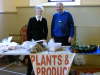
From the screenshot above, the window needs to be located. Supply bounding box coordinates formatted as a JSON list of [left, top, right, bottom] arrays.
[[48, 0, 75, 2], [30, 0, 80, 6]]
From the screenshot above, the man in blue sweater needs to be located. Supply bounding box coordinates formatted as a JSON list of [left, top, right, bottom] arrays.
[[51, 2, 74, 46]]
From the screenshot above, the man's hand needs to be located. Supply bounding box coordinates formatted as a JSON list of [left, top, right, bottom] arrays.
[[68, 37, 73, 43]]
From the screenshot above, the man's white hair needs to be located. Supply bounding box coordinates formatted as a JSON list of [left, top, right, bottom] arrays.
[[56, 2, 64, 7], [35, 5, 44, 11]]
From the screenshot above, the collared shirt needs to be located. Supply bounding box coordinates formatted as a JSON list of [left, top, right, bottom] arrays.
[[36, 15, 42, 21]]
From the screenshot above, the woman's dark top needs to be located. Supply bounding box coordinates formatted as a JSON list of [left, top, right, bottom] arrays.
[[27, 17, 48, 41]]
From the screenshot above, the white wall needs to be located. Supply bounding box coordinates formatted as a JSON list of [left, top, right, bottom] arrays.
[[16, 0, 29, 7], [81, 0, 100, 5], [0, 0, 16, 12]]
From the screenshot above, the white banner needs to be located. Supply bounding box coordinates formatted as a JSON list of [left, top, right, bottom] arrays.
[[30, 53, 75, 75]]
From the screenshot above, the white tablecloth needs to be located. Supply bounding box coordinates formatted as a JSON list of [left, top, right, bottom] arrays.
[[0, 46, 73, 55], [0, 48, 30, 55]]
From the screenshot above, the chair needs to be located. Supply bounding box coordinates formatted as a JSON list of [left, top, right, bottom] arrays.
[[20, 25, 27, 42]]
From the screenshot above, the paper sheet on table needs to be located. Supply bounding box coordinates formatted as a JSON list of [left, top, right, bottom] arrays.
[[21, 41, 37, 50]]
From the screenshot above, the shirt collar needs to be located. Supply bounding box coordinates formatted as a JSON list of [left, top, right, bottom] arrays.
[[36, 16, 42, 21]]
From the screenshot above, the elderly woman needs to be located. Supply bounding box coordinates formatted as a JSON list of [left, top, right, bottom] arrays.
[[26, 5, 48, 75], [27, 5, 48, 41]]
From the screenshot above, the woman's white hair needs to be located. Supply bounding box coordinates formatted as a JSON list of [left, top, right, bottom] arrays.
[[35, 5, 44, 11]]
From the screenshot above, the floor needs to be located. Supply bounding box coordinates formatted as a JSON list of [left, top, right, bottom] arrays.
[[0, 56, 27, 75], [0, 63, 27, 75]]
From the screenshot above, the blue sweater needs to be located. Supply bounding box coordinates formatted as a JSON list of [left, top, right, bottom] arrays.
[[51, 11, 74, 38]]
